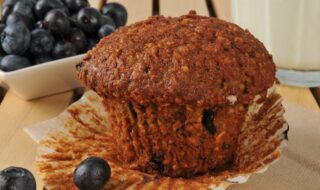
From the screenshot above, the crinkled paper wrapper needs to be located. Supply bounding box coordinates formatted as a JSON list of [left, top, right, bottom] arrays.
[[25, 90, 288, 190]]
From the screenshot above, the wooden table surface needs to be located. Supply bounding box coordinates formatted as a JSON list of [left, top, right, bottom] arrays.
[[0, 0, 319, 189]]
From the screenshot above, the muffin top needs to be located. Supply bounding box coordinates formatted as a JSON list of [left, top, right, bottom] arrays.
[[78, 11, 275, 108]]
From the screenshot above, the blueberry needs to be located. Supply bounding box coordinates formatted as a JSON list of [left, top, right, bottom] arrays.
[[29, 29, 55, 55], [71, 13, 78, 20], [13, 2, 34, 18], [101, 3, 127, 28], [98, 24, 115, 39], [35, 0, 68, 19], [13, 2, 35, 28], [34, 20, 46, 29], [70, 13, 78, 27], [87, 37, 98, 50], [3, 0, 18, 6], [4, 0, 36, 7], [0, 55, 31, 72], [201, 109, 216, 135], [77, 7, 101, 35], [52, 40, 76, 59], [62, 0, 89, 14], [1, 5, 14, 22], [34, 55, 53, 64], [44, 9, 71, 36], [0, 24, 5, 35], [6, 13, 25, 26], [150, 153, 164, 172], [0, 166, 36, 190], [21, 0, 37, 7], [0, 24, 6, 53], [6, 12, 33, 30], [1, 24, 31, 55], [73, 157, 111, 190], [0, 24, 5, 33], [100, 15, 116, 29], [69, 28, 87, 53]]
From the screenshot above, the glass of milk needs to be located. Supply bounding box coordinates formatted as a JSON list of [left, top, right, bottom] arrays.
[[231, 0, 320, 71]]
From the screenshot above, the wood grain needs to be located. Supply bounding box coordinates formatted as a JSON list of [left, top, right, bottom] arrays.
[[0, 91, 74, 189], [276, 85, 319, 111], [160, 0, 209, 16]]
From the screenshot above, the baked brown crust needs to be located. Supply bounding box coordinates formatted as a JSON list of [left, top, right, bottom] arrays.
[[78, 11, 276, 107]]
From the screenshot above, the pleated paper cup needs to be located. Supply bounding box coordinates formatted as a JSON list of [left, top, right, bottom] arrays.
[[25, 88, 288, 190]]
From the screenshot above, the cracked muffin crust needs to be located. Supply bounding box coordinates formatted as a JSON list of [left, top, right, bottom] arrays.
[[78, 11, 275, 108], [77, 11, 278, 178]]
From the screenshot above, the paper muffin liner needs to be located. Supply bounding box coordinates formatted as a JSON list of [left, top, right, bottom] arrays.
[[25, 88, 288, 190]]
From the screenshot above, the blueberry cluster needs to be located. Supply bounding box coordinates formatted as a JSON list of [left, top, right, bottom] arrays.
[[0, 0, 127, 72]]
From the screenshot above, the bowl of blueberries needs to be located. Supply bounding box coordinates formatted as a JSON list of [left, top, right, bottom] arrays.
[[0, 0, 127, 100]]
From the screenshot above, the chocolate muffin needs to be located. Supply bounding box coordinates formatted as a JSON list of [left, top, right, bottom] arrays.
[[77, 11, 278, 178]]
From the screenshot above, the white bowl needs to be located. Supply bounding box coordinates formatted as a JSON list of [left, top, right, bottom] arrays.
[[0, 54, 85, 100]]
